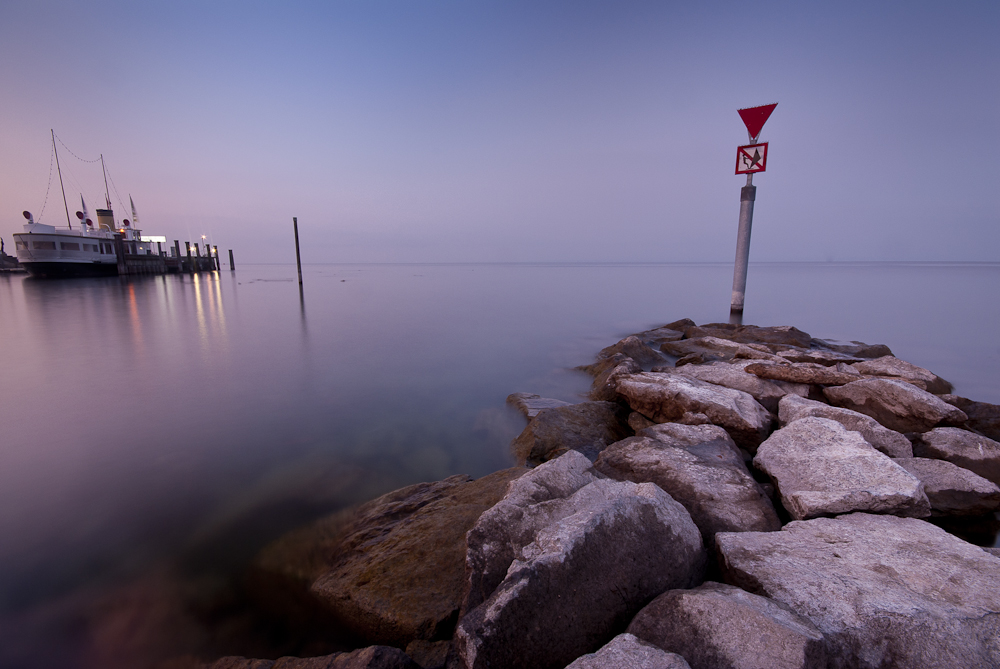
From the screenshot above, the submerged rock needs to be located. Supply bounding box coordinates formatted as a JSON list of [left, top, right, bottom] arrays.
[[614, 372, 773, 450], [753, 417, 930, 520], [628, 582, 827, 669], [716, 513, 1000, 669], [456, 451, 705, 669], [509, 401, 631, 466], [505, 392, 571, 419], [564, 633, 691, 669], [892, 457, 1000, 516], [595, 423, 779, 541], [204, 646, 420, 669], [823, 378, 967, 433], [307, 468, 527, 647], [913, 427, 1000, 486], [778, 394, 913, 458]]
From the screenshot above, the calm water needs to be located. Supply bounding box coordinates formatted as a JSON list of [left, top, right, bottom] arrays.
[[1, 262, 999, 667]]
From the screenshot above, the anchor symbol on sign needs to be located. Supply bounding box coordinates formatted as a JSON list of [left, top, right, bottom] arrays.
[[741, 148, 762, 170]]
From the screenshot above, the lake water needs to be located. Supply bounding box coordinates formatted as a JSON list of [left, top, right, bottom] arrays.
[[1, 262, 999, 667]]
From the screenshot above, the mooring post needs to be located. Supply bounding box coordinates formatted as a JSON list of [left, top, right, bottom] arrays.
[[228, 249, 235, 271], [212, 245, 219, 270], [185, 241, 192, 273], [730, 173, 756, 318], [293, 217, 303, 285]]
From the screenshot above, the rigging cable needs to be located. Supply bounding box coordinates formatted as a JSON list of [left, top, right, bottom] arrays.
[[53, 133, 102, 163]]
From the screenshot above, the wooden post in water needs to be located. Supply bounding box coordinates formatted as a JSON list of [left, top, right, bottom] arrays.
[[228, 249, 235, 270], [293, 217, 303, 285], [213, 246, 219, 270], [185, 241, 192, 273], [193, 243, 200, 271]]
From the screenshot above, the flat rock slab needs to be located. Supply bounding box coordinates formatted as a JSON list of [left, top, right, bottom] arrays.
[[892, 457, 1000, 516], [671, 360, 809, 413], [823, 378, 967, 434], [851, 355, 952, 394], [457, 451, 705, 669], [941, 394, 1000, 441], [308, 468, 527, 647], [510, 401, 631, 466], [615, 372, 773, 450], [716, 513, 1000, 669], [206, 646, 420, 669], [774, 348, 865, 366], [628, 582, 827, 669], [913, 427, 1000, 486], [564, 633, 691, 669], [754, 417, 930, 520], [505, 392, 571, 419], [595, 423, 779, 541], [778, 394, 912, 458], [744, 361, 861, 386]]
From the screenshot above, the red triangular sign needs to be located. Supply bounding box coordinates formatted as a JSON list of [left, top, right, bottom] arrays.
[[737, 103, 777, 140]]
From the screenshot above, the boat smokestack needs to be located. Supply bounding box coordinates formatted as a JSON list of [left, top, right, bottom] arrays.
[[96, 208, 115, 231]]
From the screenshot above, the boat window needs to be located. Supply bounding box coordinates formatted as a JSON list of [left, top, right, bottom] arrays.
[[60, 242, 80, 251], [15, 241, 27, 250], [32, 241, 56, 250]]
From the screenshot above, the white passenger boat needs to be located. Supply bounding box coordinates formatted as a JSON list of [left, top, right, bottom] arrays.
[[14, 132, 162, 278]]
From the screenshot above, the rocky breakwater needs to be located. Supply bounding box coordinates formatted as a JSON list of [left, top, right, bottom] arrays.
[[212, 318, 1000, 669]]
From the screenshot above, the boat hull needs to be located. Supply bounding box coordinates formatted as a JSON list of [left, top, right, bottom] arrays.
[[21, 261, 119, 278]]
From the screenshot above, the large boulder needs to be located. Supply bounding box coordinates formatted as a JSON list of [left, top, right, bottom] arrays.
[[892, 457, 1000, 516], [774, 348, 865, 366], [595, 423, 780, 541], [681, 324, 813, 350], [564, 633, 691, 669], [587, 354, 642, 402], [509, 401, 631, 466], [851, 355, 953, 394], [505, 392, 571, 419], [633, 325, 686, 348], [913, 427, 1000, 486], [940, 395, 1000, 441], [305, 468, 527, 647], [716, 513, 1000, 669], [753, 417, 930, 520], [661, 337, 781, 364], [614, 373, 773, 450], [744, 361, 861, 386], [627, 582, 827, 669], [809, 338, 893, 359], [594, 335, 667, 369], [823, 378, 967, 434], [456, 451, 705, 669], [671, 360, 810, 413], [778, 394, 912, 458]]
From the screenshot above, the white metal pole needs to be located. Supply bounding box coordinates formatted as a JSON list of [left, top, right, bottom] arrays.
[[730, 171, 755, 317]]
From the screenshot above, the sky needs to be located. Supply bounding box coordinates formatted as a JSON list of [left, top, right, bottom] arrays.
[[1, 1, 997, 263]]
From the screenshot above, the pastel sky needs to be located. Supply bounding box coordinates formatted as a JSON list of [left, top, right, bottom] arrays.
[[1, 1, 997, 263]]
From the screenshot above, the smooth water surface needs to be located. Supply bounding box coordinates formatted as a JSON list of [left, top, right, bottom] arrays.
[[1, 262, 998, 667]]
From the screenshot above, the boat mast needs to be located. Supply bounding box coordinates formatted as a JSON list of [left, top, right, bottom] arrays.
[[100, 154, 111, 209], [52, 129, 72, 229]]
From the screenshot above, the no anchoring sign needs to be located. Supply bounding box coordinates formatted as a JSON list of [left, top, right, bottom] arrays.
[[735, 142, 768, 174]]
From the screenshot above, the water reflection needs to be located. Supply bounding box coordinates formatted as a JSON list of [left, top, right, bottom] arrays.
[[1, 262, 999, 667]]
